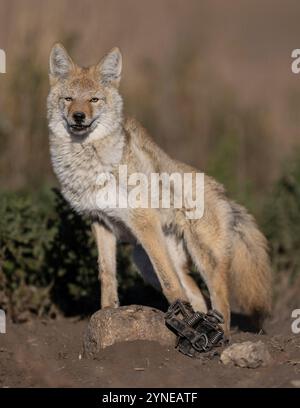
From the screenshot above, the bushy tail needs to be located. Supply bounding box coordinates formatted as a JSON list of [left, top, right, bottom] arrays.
[[229, 202, 272, 322]]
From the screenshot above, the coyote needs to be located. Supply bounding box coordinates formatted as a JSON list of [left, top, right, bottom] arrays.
[[47, 44, 272, 334]]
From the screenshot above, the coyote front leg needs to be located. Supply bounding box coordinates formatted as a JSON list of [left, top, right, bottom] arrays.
[[128, 210, 188, 304], [184, 225, 231, 335], [92, 221, 119, 309]]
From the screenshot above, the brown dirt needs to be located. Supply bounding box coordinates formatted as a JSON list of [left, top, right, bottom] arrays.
[[0, 312, 300, 388]]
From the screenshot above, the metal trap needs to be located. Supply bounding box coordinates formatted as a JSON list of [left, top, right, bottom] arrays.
[[165, 299, 227, 358]]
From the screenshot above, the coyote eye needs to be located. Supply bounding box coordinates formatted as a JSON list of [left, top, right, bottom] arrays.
[[90, 97, 99, 103], [64, 97, 73, 102]]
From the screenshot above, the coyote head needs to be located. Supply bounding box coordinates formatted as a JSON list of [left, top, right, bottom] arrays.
[[47, 44, 123, 140]]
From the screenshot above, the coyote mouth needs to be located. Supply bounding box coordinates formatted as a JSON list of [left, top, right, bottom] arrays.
[[70, 124, 89, 132], [68, 122, 94, 136], [64, 116, 98, 136], [67, 117, 97, 135]]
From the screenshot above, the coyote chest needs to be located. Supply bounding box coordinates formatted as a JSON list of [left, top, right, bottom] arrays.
[[50, 137, 122, 217]]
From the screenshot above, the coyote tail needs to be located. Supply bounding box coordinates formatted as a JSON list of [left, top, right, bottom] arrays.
[[229, 202, 272, 322]]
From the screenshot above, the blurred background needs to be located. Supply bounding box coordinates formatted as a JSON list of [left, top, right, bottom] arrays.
[[0, 0, 300, 323]]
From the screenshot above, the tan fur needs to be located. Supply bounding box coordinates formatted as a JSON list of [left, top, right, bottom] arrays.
[[48, 44, 272, 334], [92, 222, 118, 308]]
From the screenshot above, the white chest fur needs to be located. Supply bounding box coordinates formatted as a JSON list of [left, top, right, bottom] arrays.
[[49, 130, 124, 217]]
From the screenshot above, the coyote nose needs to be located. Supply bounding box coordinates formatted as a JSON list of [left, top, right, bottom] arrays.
[[73, 111, 86, 123]]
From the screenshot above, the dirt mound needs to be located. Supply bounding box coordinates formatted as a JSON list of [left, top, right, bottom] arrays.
[[0, 310, 299, 388]]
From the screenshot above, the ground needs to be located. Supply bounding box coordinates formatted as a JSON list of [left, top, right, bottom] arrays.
[[0, 311, 300, 388]]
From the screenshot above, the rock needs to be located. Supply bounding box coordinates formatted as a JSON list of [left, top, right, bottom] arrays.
[[83, 305, 176, 358], [220, 341, 272, 368]]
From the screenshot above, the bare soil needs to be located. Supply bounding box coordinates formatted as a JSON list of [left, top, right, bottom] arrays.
[[1, 311, 300, 388]]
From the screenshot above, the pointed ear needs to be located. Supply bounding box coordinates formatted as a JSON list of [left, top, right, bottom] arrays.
[[49, 43, 75, 80], [97, 47, 122, 87]]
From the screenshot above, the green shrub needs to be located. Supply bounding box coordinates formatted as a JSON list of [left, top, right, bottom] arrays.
[[263, 152, 300, 284], [0, 191, 56, 320]]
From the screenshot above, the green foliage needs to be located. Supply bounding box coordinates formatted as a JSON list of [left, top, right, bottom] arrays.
[[263, 152, 300, 283], [0, 191, 56, 319], [46, 189, 99, 315]]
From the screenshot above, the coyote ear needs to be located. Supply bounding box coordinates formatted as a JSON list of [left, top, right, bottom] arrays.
[[98, 47, 122, 87], [49, 43, 74, 80]]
